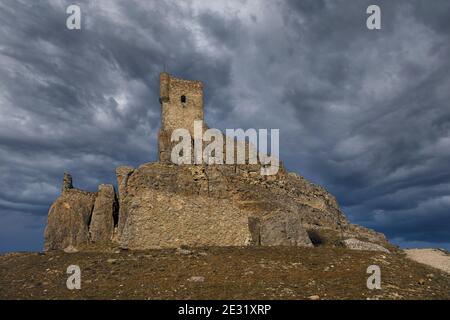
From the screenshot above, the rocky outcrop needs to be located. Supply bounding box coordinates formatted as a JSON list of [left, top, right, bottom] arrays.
[[342, 238, 390, 253], [44, 175, 96, 251], [44, 163, 390, 252], [115, 166, 134, 240], [89, 184, 118, 243], [62, 172, 73, 193], [113, 162, 389, 250], [343, 224, 387, 244], [44, 175, 118, 251], [249, 213, 313, 247]]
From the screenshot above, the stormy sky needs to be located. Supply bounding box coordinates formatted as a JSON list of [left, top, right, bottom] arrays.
[[1, 0, 449, 252]]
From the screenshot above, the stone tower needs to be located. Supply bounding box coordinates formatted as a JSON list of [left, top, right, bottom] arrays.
[[158, 72, 205, 162]]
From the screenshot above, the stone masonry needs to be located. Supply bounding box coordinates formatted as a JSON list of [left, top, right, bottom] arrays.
[[158, 72, 205, 163]]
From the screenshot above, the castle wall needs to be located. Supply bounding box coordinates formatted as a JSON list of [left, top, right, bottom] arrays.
[[119, 190, 252, 249]]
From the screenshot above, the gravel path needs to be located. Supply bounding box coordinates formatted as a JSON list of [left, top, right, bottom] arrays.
[[405, 249, 450, 274]]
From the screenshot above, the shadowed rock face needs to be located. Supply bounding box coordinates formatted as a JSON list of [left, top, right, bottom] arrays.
[[89, 184, 118, 243], [115, 166, 134, 240]]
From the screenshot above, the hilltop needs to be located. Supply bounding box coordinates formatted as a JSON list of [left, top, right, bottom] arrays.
[[1, 246, 450, 299]]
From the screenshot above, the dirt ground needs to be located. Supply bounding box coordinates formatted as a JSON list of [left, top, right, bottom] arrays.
[[1, 246, 449, 300], [405, 249, 450, 274]]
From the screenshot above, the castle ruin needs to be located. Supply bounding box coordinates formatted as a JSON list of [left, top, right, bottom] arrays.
[[44, 72, 390, 253]]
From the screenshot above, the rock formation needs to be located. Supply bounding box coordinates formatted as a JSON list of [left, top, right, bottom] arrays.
[[342, 238, 390, 253], [89, 184, 117, 243], [44, 174, 97, 251], [44, 72, 391, 252]]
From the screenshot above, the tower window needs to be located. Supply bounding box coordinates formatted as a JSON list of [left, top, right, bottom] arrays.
[[181, 95, 186, 103]]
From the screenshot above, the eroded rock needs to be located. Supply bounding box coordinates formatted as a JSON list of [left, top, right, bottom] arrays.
[[62, 172, 73, 193], [342, 238, 390, 253], [44, 186, 96, 251], [250, 212, 313, 247], [89, 184, 118, 243], [115, 166, 134, 239]]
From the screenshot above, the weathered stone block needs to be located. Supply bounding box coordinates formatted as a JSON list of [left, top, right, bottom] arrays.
[[250, 212, 313, 247], [342, 238, 390, 253]]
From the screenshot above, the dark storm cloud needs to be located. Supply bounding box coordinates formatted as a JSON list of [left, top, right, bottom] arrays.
[[0, 0, 449, 251], [0, 0, 233, 251], [277, 0, 450, 248]]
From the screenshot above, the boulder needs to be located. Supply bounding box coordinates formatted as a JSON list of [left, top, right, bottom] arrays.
[[249, 212, 313, 247], [342, 238, 390, 253], [44, 188, 96, 251], [89, 184, 118, 243], [63, 245, 79, 253]]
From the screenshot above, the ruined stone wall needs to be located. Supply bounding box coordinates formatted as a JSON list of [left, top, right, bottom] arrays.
[[120, 190, 252, 249]]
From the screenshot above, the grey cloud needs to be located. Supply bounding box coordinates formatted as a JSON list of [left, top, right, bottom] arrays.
[[0, 0, 449, 252]]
